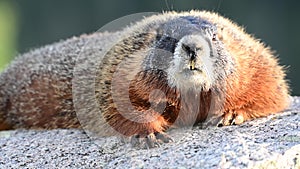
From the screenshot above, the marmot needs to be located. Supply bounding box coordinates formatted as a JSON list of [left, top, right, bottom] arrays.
[[0, 11, 290, 147]]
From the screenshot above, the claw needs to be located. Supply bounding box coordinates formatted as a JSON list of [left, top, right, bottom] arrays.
[[145, 133, 158, 148], [234, 114, 245, 125], [155, 132, 173, 143], [130, 134, 142, 147], [130, 132, 173, 149], [218, 110, 246, 127]]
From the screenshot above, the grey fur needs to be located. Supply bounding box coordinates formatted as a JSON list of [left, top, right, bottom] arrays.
[[0, 32, 120, 129]]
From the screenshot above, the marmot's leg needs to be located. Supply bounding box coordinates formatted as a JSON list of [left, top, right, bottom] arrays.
[[219, 104, 286, 126], [105, 109, 173, 148]]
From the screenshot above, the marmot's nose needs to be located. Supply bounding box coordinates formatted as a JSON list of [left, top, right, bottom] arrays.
[[189, 52, 196, 70], [189, 59, 195, 70]]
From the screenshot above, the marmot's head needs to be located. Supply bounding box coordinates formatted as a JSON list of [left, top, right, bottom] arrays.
[[141, 15, 231, 92], [155, 16, 218, 92], [167, 33, 216, 92]]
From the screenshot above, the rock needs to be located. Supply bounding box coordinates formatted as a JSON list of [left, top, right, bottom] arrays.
[[0, 97, 299, 168]]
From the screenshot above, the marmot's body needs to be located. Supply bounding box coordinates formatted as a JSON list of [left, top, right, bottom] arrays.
[[0, 11, 290, 146]]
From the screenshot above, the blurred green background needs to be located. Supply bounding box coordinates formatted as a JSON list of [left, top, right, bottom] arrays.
[[0, 0, 299, 95]]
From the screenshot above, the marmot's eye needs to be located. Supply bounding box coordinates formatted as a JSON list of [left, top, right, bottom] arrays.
[[182, 43, 191, 53], [182, 43, 196, 58]]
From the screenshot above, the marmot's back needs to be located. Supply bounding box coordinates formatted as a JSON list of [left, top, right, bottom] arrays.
[[0, 32, 120, 130]]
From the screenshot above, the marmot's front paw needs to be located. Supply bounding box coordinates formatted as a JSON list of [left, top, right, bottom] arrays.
[[130, 132, 173, 149], [218, 110, 249, 126]]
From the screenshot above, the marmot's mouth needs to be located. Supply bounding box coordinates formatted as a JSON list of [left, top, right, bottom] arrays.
[[184, 67, 201, 72], [190, 67, 201, 71], [182, 68, 203, 74]]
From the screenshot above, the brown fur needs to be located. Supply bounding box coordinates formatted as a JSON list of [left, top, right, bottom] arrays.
[[201, 12, 290, 122], [103, 69, 212, 136]]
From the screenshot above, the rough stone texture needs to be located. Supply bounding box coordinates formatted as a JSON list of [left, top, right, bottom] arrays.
[[0, 97, 299, 169]]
